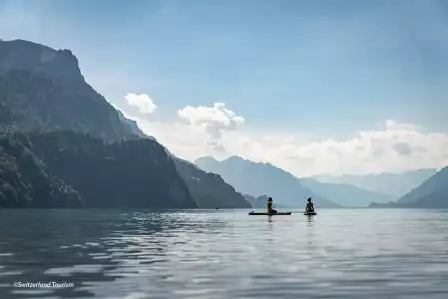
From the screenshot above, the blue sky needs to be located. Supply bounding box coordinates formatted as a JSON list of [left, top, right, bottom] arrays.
[[0, 0, 447, 175]]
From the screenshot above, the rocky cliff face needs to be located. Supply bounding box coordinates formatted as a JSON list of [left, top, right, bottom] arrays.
[[0, 39, 84, 84]]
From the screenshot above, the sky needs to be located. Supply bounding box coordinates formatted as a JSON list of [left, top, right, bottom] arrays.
[[1, 0, 447, 177]]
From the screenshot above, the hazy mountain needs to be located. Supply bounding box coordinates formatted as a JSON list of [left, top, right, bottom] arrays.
[[174, 159, 250, 209], [313, 169, 437, 197], [0, 39, 249, 209], [300, 178, 396, 207], [195, 156, 339, 208], [397, 167, 448, 205], [0, 39, 134, 141], [370, 167, 448, 208]]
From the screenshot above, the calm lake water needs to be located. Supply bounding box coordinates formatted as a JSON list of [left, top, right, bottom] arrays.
[[0, 209, 447, 299]]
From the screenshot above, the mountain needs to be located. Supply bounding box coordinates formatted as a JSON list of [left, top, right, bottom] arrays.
[[300, 178, 395, 207], [0, 39, 249, 209], [397, 167, 448, 206], [369, 167, 448, 208], [195, 156, 339, 208], [174, 159, 250, 209], [0, 132, 84, 208], [116, 110, 146, 138], [0, 39, 134, 141], [313, 169, 437, 198], [0, 131, 196, 208]]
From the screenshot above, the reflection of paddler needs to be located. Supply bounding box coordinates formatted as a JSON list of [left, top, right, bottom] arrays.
[[267, 197, 278, 214]]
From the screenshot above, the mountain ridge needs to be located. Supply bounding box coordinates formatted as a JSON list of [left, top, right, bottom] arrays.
[[300, 177, 396, 207], [195, 156, 339, 208], [369, 166, 448, 208], [312, 169, 437, 197]]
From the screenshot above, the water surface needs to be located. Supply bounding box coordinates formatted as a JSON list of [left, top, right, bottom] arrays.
[[0, 209, 447, 299]]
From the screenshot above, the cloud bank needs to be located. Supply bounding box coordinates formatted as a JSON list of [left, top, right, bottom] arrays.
[[121, 95, 448, 177]]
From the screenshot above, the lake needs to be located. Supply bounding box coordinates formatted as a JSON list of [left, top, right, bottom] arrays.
[[0, 209, 447, 299]]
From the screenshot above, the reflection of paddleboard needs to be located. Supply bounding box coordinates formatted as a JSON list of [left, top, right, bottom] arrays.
[[304, 212, 317, 216], [249, 212, 292, 216]]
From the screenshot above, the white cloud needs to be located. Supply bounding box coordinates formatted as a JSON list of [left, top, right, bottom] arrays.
[[120, 96, 448, 177], [177, 102, 244, 152], [177, 102, 244, 130], [125, 93, 158, 114]]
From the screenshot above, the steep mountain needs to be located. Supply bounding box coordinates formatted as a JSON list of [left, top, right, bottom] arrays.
[[313, 169, 437, 197], [116, 110, 146, 138], [0, 39, 134, 141], [195, 156, 339, 208], [397, 167, 448, 206], [369, 167, 448, 208], [114, 115, 250, 208], [0, 131, 196, 208], [0, 39, 249, 209], [174, 158, 250, 208], [300, 178, 395, 207]]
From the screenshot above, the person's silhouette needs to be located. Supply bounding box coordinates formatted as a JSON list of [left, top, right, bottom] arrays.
[[305, 197, 314, 213], [267, 197, 277, 214]]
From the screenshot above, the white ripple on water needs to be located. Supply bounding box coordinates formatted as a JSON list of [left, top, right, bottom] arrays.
[[92, 255, 113, 260], [0, 271, 23, 276], [44, 264, 104, 276]]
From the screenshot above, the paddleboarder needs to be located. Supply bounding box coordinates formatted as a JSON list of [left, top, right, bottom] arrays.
[[267, 197, 278, 214], [305, 197, 315, 213]]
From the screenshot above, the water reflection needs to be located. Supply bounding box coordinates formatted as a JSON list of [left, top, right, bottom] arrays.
[[306, 214, 315, 225], [0, 209, 447, 299]]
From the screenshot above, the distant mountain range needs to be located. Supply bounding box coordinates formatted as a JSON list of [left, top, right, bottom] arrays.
[[313, 169, 437, 198], [195, 156, 402, 208], [195, 156, 339, 208], [300, 178, 395, 207], [369, 167, 448, 208], [0, 39, 249, 209]]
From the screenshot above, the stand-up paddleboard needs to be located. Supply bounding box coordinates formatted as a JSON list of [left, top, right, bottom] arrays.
[[303, 211, 317, 216], [249, 211, 291, 215]]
